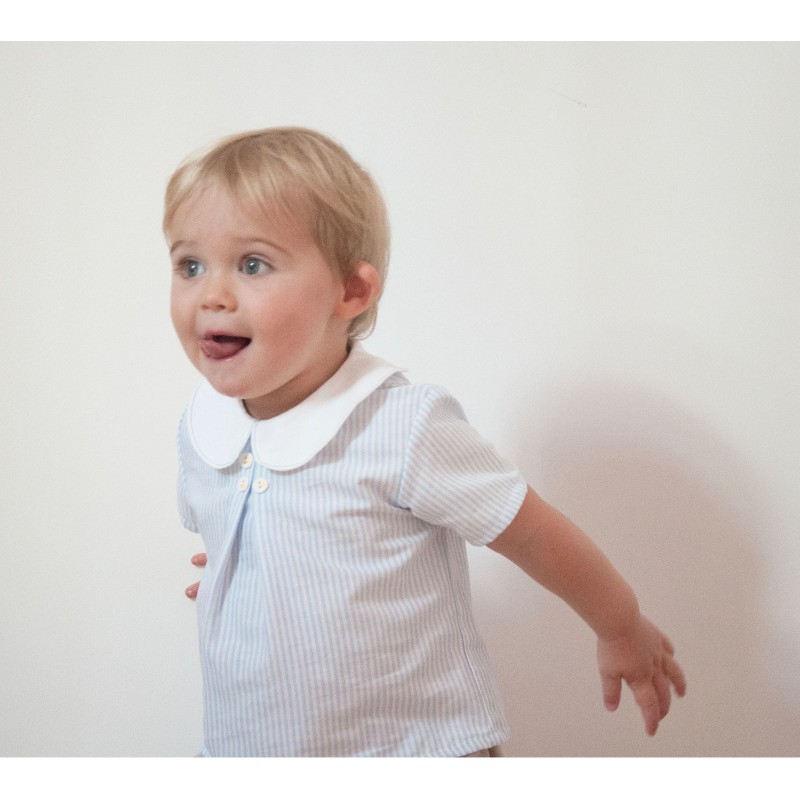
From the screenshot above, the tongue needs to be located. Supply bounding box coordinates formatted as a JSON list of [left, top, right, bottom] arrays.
[[201, 336, 250, 360]]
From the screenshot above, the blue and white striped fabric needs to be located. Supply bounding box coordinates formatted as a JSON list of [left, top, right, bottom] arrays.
[[177, 346, 528, 756]]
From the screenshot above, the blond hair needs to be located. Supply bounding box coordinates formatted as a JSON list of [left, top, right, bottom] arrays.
[[163, 127, 389, 339]]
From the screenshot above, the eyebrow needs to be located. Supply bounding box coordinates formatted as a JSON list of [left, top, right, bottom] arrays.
[[169, 237, 290, 256]]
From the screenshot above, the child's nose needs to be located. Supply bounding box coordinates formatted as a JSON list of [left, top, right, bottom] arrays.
[[200, 273, 237, 311]]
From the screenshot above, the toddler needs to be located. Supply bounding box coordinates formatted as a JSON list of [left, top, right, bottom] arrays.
[[165, 127, 685, 757]]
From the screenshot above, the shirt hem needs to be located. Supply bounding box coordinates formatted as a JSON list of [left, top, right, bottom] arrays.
[[197, 731, 509, 758]]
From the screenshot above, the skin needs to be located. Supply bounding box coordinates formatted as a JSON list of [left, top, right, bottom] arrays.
[[168, 183, 379, 420], [487, 489, 686, 736], [173, 183, 686, 737]]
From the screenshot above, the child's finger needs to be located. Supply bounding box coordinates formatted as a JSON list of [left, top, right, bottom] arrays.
[[653, 670, 672, 720], [665, 654, 687, 697], [630, 680, 661, 736], [601, 674, 622, 711]]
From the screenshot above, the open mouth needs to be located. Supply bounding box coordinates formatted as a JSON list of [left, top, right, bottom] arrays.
[[199, 333, 252, 360]]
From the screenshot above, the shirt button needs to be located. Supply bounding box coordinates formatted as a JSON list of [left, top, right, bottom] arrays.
[[238, 478, 249, 492], [240, 453, 254, 469], [254, 478, 269, 493]]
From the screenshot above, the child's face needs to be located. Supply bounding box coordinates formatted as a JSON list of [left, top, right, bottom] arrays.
[[167, 183, 352, 419]]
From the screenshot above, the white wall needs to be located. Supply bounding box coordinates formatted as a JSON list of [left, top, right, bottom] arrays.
[[1, 42, 798, 756]]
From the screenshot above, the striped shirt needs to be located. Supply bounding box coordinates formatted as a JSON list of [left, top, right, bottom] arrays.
[[177, 345, 528, 756]]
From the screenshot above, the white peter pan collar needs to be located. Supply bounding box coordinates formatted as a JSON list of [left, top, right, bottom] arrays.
[[186, 343, 405, 471]]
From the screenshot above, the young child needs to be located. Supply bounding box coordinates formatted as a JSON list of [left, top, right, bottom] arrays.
[[165, 127, 686, 757]]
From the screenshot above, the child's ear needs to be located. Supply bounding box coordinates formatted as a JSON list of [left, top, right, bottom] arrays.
[[336, 262, 381, 321]]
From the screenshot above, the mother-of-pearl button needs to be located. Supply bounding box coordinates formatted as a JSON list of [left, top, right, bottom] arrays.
[[240, 453, 254, 468], [254, 478, 269, 493], [238, 478, 249, 491]]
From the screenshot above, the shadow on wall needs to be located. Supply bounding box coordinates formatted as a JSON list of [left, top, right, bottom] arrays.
[[471, 379, 800, 756]]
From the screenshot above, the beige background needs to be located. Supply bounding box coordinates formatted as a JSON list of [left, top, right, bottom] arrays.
[[1, 42, 798, 756]]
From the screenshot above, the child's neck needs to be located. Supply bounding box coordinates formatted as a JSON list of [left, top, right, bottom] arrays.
[[242, 339, 352, 420]]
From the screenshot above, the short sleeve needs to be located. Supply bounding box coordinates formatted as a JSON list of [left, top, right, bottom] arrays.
[[398, 386, 527, 546]]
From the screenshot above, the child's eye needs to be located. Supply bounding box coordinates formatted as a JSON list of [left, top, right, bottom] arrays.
[[241, 256, 271, 276], [177, 259, 205, 279]]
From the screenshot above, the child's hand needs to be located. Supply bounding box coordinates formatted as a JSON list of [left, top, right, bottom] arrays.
[[185, 552, 206, 600], [596, 614, 686, 736]]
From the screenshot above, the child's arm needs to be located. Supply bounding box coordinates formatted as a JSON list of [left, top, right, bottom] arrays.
[[487, 487, 686, 736]]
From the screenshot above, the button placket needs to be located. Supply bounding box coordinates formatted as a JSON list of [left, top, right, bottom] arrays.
[[237, 452, 254, 492]]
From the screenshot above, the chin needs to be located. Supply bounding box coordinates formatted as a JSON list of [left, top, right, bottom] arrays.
[[201, 373, 250, 400]]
